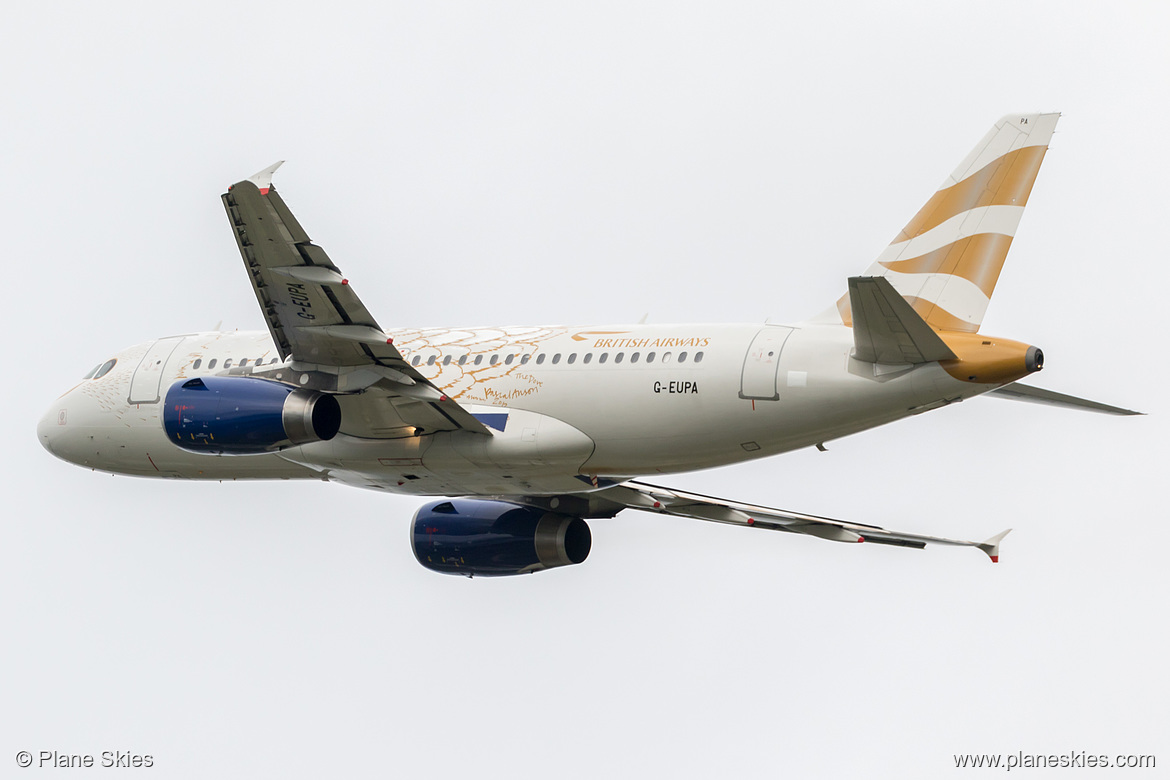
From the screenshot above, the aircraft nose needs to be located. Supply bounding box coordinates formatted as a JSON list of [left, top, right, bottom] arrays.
[[37, 390, 107, 467], [37, 404, 64, 456]]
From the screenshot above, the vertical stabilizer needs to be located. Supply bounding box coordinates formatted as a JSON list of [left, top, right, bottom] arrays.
[[834, 113, 1059, 332]]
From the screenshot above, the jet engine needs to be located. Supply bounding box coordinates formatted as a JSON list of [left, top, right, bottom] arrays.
[[411, 499, 592, 577], [162, 376, 341, 455]]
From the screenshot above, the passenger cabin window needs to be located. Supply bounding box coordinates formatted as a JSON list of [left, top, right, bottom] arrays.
[[583, 353, 592, 364], [193, 359, 202, 369], [240, 358, 249, 367], [427, 356, 436, 366], [474, 355, 483, 365], [208, 359, 218, 369], [646, 352, 656, 363], [678, 352, 687, 363], [598, 353, 608, 364], [505, 354, 514, 365], [458, 355, 468, 365], [490, 355, 498, 365], [661, 352, 672, 364], [521, 354, 530, 365], [224, 359, 233, 368], [695, 351, 704, 363], [552, 354, 561, 364], [443, 356, 452, 366], [616, 353, 625, 364], [536, 354, 546, 365], [412, 356, 421, 366]]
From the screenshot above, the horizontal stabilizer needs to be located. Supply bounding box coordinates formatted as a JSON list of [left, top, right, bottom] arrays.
[[986, 383, 1143, 416], [848, 276, 957, 364]]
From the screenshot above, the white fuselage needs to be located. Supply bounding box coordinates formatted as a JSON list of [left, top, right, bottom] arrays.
[[38, 321, 987, 496]]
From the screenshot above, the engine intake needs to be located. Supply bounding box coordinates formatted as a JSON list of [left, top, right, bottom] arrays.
[[411, 499, 591, 577], [163, 376, 341, 455]]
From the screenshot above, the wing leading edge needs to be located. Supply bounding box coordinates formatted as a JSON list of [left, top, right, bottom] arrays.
[[222, 164, 491, 435], [591, 481, 1011, 562]]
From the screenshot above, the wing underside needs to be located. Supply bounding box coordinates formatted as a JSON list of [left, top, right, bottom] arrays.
[[221, 164, 490, 435]]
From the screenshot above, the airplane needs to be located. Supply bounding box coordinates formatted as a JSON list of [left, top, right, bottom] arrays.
[[36, 112, 1140, 576]]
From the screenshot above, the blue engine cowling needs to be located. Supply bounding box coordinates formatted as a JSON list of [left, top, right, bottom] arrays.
[[411, 499, 592, 577], [163, 376, 342, 455]]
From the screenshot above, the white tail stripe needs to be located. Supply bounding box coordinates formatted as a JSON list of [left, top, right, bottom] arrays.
[[880, 268, 990, 327], [875, 205, 1024, 266], [943, 113, 1058, 189]]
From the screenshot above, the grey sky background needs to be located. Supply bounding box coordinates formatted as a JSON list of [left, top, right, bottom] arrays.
[[3, 2, 1166, 777]]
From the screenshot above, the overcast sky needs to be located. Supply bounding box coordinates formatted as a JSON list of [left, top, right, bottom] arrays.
[[2, 2, 1166, 777]]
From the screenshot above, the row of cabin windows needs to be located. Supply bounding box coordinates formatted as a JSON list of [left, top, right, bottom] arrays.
[[408, 350, 705, 368], [184, 349, 707, 372], [191, 356, 282, 371]]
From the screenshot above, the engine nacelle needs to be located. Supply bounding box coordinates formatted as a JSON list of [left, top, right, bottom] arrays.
[[163, 376, 341, 455], [411, 499, 592, 577]]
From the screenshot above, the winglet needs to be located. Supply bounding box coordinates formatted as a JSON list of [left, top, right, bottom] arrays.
[[245, 161, 285, 194], [977, 528, 1012, 563]]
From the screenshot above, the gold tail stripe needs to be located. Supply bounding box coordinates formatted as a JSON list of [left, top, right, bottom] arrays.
[[837, 291, 984, 333], [878, 232, 1014, 299], [893, 145, 1047, 243], [904, 296, 982, 333]]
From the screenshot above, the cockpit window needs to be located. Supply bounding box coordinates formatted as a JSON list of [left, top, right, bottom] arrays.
[[92, 359, 117, 379], [82, 364, 102, 380]]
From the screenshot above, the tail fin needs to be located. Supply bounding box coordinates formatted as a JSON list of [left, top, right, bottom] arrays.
[[834, 113, 1060, 332]]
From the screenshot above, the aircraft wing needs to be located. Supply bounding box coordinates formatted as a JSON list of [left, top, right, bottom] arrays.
[[593, 480, 1010, 562], [221, 162, 490, 435]]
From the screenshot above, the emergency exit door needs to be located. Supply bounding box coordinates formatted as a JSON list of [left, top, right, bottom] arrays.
[[739, 327, 794, 401], [128, 336, 185, 404]]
